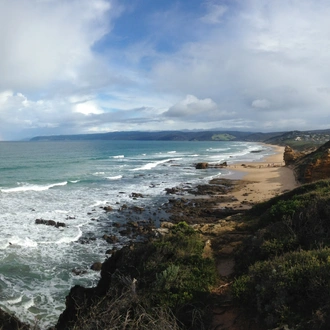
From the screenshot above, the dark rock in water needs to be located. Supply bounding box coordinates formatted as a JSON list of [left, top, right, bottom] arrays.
[[72, 268, 87, 276], [35, 219, 66, 228], [90, 262, 102, 271], [103, 206, 113, 212], [165, 187, 181, 194], [130, 192, 144, 198], [131, 206, 144, 213], [195, 162, 208, 169], [127, 221, 139, 228], [119, 204, 128, 211], [103, 234, 118, 244]]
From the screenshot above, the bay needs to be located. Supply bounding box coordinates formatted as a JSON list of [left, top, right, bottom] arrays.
[[0, 140, 273, 328]]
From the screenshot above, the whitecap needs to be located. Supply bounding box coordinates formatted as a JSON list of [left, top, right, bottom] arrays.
[[23, 298, 34, 310], [70, 180, 80, 183], [55, 226, 82, 244], [1, 182, 67, 193], [112, 155, 124, 159], [91, 200, 109, 207], [131, 158, 182, 171], [167, 151, 176, 154], [106, 175, 122, 180], [7, 296, 23, 305]]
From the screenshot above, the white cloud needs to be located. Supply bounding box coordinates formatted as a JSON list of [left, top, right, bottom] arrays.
[[252, 99, 271, 109], [74, 101, 104, 115], [164, 95, 217, 117], [2, 0, 330, 139], [201, 3, 227, 24]]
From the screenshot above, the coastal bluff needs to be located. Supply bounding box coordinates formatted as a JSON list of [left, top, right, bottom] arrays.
[[284, 140, 330, 183]]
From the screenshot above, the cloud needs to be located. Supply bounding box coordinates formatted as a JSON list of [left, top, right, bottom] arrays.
[[2, 0, 330, 139], [201, 3, 227, 24], [0, 0, 113, 91], [252, 99, 271, 109], [164, 95, 216, 117], [74, 101, 104, 115]]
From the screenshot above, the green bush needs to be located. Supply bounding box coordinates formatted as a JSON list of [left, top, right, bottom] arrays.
[[65, 222, 218, 330], [233, 248, 330, 329]]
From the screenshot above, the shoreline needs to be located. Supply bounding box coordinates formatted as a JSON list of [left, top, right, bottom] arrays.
[[223, 144, 298, 209]]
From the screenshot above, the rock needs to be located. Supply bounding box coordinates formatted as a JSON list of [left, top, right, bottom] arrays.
[[195, 162, 208, 169], [283, 145, 301, 165], [165, 187, 180, 194], [90, 262, 102, 271], [153, 228, 170, 237], [127, 221, 139, 228], [103, 234, 118, 244], [105, 248, 116, 255], [0, 308, 30, 330], [131, 206, 144, 213], [161, 222, 175, 229], [35, 219, 66, 228], [72, 268, 87, 276], [103, 206, 113, 212], [303, 148, 330, 182], [130, 192, 144, 198], [119, 204, 128, 211]]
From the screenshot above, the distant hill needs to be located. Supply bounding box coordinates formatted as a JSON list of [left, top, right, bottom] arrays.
[[30, 130, 255, 142], [264, 129, 330, 150], [30, 129, 330, 148]]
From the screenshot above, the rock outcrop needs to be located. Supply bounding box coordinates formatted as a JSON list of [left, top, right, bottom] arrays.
[[35, 219, 66, 228], [0, 309, 30, 330], [292, 140, 330, 183], [283, 145, 301, 165], [303, 148, 330, 183]]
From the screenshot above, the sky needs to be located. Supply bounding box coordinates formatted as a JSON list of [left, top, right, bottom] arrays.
[[1, 0, 330, 140]]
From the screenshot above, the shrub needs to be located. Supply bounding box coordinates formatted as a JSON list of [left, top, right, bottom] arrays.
[[233, 248, 330, 329]]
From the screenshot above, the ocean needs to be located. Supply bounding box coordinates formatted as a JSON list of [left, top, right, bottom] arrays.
[[0, 140, 274, 328]]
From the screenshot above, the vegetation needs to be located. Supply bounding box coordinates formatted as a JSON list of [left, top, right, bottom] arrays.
[[58, 222, 218, 330], [211, 133, 236, 141], [233, 180, 330, 329]]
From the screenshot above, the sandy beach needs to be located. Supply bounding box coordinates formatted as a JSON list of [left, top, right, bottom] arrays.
[[225, 145, 298, 209]]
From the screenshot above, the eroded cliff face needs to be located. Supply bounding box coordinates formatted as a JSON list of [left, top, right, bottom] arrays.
[[286, 141, 330, 183], [303, 148, 330, 183]]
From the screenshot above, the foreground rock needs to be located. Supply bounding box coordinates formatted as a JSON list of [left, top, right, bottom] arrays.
[[0, 309, 30, 330]]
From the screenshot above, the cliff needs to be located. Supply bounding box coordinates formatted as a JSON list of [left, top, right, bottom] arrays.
[[287, 140, 330, 183]]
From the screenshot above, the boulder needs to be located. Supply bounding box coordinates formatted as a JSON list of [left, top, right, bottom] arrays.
[[103, 206, 113, 212], [195, 162, 208, 169], [103, 234, 118, 244], [90, 262, 102, 271], [130, 192, 144, 198]]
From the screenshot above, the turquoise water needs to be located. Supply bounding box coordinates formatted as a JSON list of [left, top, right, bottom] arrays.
[[0, 140, 273, 328]]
